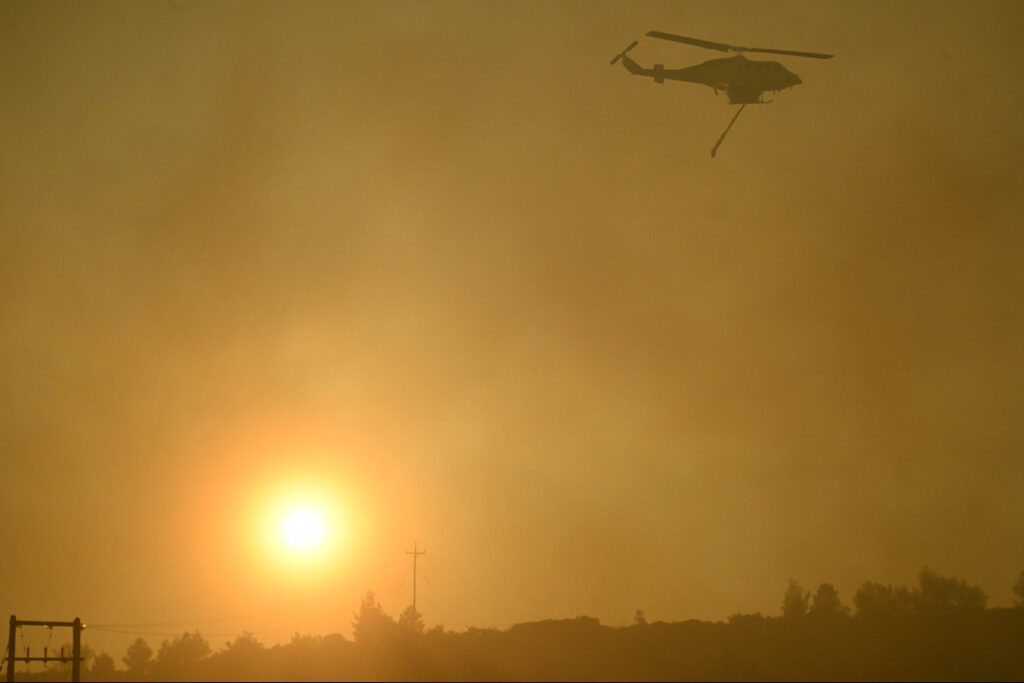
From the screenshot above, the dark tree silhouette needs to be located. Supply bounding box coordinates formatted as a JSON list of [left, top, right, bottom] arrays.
[[75, 571, 1024, 682], [90, 651, 115, 678], [206, 631, 266, 681], [123, 637, 153, 677], [853, 581, 916, 618], [353, 591, 397, 644], [809, 582, 850, 618], [854, 568, 986, 618], [219, 631, 264, 658], [89, 570, 1024, 681], [398, 605, 425, 634], [782, 579, 809, 618], [153, 630, 211, 680], [915, 567, 987, 613]]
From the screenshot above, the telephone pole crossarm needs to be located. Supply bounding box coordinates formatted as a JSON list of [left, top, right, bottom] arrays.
[[7, 616, 84, 683]]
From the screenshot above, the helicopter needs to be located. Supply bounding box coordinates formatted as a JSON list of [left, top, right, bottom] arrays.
[[611, 31, 833, 156]]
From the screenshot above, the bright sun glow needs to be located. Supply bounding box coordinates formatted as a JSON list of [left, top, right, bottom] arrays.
[[244, 462, 356, 578], [281, 506, 326, 550]]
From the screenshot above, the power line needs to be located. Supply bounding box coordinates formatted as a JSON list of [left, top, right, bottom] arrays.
[[89, 610, 285, 629], [87, 626, 292, 639]]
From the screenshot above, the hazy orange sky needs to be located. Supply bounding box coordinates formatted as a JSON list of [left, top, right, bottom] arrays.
[[2, 0, 1022, 660]]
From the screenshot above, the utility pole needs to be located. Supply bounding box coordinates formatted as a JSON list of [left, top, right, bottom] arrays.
[[6, 616, 83, 683], [405, 542, 426, 616]]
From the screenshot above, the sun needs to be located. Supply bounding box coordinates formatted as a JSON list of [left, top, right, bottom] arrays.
[[281, 506, 326, 550], [246, 469, 353, 575]]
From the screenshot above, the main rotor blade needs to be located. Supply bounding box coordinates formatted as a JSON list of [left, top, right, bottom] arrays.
[[646, 30, 833, 59], [646, 31, 732, 52], [745, 46, 833, 59]]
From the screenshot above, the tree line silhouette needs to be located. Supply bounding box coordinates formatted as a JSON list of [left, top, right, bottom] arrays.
[[17, 568, 1024, 681]]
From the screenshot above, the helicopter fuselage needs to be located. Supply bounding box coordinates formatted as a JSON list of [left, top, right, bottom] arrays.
[[620, 53, 802, 104]]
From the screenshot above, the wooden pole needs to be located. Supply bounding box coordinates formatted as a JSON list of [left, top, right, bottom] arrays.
[[71, 618, 81, 683], [7, 616, 15, 683]]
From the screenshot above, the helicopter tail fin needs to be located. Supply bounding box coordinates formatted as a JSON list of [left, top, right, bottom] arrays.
[[617, 53, 667, 84], [619, 53, 647, 76]]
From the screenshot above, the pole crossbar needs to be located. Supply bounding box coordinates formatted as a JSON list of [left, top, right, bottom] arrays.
[[9, 658, 77, 663]]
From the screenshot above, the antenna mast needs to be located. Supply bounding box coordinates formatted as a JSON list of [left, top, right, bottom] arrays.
[[405, 542, 426, 615]]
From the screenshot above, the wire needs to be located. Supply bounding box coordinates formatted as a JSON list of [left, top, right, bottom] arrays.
[[91, 617, 249, 629], [87, 602, 353, 642], [88, 625, 294, 639], [90, 608, 293, 630]]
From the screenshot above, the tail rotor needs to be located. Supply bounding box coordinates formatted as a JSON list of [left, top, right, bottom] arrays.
[[610, 40, 639, 65]]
